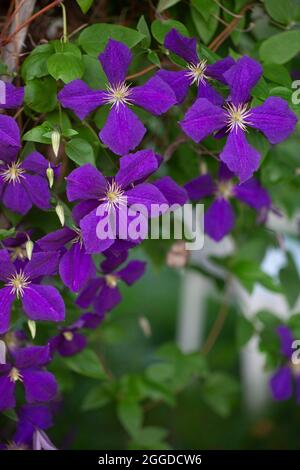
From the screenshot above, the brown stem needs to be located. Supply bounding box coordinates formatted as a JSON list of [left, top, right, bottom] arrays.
[[126, 64, 158, 80]]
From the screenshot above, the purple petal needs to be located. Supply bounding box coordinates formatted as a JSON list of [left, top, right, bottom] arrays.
[[22, 284, 65, 322], [249, 97, 298, 144], [224, 56, 262, 106], [117, 260, 146, 285], [131, 75, 176, 115], [101, 250, 129, 273], [17, 404, 53, 433], [276, 325, 294, 359], [58, 79, 106, 120], [0, 374, 16, 410], [99, 105, 146, 156], [94, 284, 122, 313], [156, 69, 191, 103], [206, 56, 235, 83], [0, 287, 15, 334], [76, 278, 104, 309], [14, 345, 51, 369], [2, 181, 32, 215], [24, 252, 60, 279], [218, 162, 235, 181], [37, 227, 75, 251], [116, 149, 159, 188], [269, 366, 292, 401], [205, 198, 235, 241], [72, 199, 99, 225], [23, 370, 57, 403], [59, 242, 95, 292], [57, 332, 87, 357], [185, 174, 216, 201], [22, 175, 51, 211], [220, 128, 261, 183], [234, 178, 271, 210], [0, 82, 24, 109], [164, 28, 198, 64], [0, 115, 21, 161], [153, 176, 188, 205], [66, 163, 106, 202], [197, 80, 224, 106], [80, 206, 115, 254], [22, 152, 50, 175], [99, 39, 132, 85], [180, 98, 225, 142], [0, 249, 15, 281], [125, 182, 168, 212]]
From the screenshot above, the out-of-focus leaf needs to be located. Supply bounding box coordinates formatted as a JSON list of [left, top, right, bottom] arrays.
[[157, 0, 181, 13], [280, 252, 300, 308], [259, 31, 300, 64], [117, 400, 143, 437], [202, 373, 239, 417], [64, 349, 108, 379]]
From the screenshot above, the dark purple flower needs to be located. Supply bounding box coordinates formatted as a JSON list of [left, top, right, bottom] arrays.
[[58, 39, 176, 155], [0, 81, 24, 110], [158, 28, 234, 104], [185, 163, 271, 241], [0, 148, 58, 215], [76, 259, 146, 314], [0, 345, 57, 411], [13, 404, 55, 450], [269, 326, 300, 403], [66, 149, 186, 253], [0, 250, 65, 334], [180, 56, 298, 182], [37, 226, 96, 293], [49, 312, 104, 357]]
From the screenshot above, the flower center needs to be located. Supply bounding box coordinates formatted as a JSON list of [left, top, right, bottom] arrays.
[[105, 274, 118, 288], [0, 161, 26, 185], [186, 60, 208, 86], [71, 226, 84, 248], [63, 331, 74, 341], [225, 103, 252, 133], [9, 367, 23, 383], [104, 82, 132, 109], [6, 441, 28, 450], [9, 245, 27, 262], [6, 270, 31, 299], [216, 180, 233, 200], [101, 180, 126, 212]]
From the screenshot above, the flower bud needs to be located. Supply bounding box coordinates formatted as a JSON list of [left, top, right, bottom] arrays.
[[46, 165, 54, 188], [55, 203, 65, 226], [27, 320, 36, 339], [51, 129, 61, 158], [25, 239, 34, 260], [0, 340, 6, 365]]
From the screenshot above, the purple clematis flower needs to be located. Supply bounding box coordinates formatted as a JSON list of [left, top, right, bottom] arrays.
[[37, 225, 95, 293], [0, 81, 24, 110], [58, 39, 176, 155], [76, 258, 146, 314], [180, 56, 298, 182], [66, 149, 186, 253], [0, 345, 57, 411], [158, 28, 234, 104], [185, 163, 271, 241], [13, 404, 56, 450], [0, 250, 65, 334], [49, 312, 104, 357], [269, 326, 300, 403]]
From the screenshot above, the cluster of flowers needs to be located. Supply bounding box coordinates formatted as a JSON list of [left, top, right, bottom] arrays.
[[0, 29, 298, 449]]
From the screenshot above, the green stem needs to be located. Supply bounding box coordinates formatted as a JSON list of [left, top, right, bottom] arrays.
[[61, 2, 68, 43]]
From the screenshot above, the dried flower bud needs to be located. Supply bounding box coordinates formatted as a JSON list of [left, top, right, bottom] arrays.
[[51, 129, 61, 158], [46, 165, 54, 188], [25, 239, 34, 260], [27, 320, 36, 339], [55, 203, 65, 226]]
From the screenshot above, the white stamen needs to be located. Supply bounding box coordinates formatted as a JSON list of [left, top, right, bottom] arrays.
[[6, 270, 31, 299], [100, 180, 127, 212], [9, 367, 23, 383], [105, 274, 118, 288], [71, 226, 84, 248], [103, 82, 132, 110], [225, 102, 252, 133], [0, 161, 26, 185], [185, 60, 208, 86], [216, 180, 233, 200]]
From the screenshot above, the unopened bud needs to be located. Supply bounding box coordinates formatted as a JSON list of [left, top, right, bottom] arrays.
[[138, 316, 152, 338], [0, 340, 6, 364], [46, 165, 54, 188], [25, 239, 34, 260], [55, 203, 65, 226], [51, 130, 61, 158], [27, 320, 36, 339]]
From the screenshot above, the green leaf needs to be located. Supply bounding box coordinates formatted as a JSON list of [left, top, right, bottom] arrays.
[[157, 0, 181, 13], [23, 122, 53, 144], [0, 228, 15, 241], [131, 426, 168, 448], [236, 315, 254, 347], [78, 24, 145, 56], [280, 252, 300, 308], [24, 77, 57, 112], [229, 258, 281, 294], [263, 64, 292, 87], [64, 349, 107, 379], [191, 0, 218, 21], [265, 0, 300, 24], [191, 3, 219, 44], [147, 50, 161, 67], [66, 138, 95, 166], [137, 16, 151, 49], [47, 52, 84, 83], [259, 31, 300, 64], [117, 400, 143, 437], [82, 385, 112, 411], [202, 373, 239, 417], [82, 55, 107, 89], [76, 0, 94, 13], [21, 43, 54, 81], [151, 19, 188, 44]]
